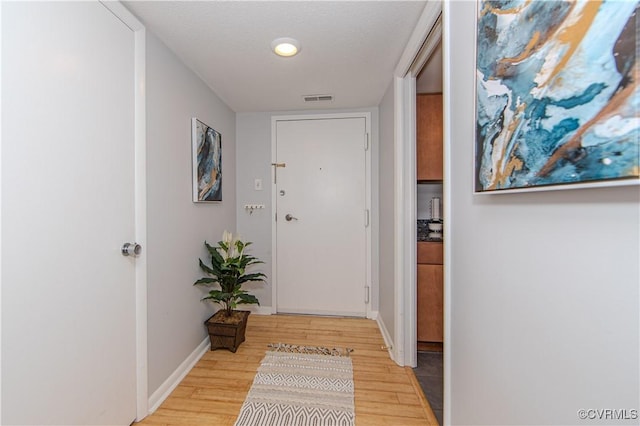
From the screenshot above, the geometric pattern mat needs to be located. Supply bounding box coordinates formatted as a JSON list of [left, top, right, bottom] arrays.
[[234, 345, 355, 426]]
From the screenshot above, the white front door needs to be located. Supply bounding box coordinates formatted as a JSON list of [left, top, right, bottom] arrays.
[[2, 2, 137, 424], [274, 116, 368, 317]]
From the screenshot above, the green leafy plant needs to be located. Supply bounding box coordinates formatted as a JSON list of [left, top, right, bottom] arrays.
[[194, 230, 266, 316]]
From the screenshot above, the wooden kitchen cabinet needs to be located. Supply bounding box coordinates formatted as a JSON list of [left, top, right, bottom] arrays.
[[417, 242, 443, 343], [416, 93, 443, 181]]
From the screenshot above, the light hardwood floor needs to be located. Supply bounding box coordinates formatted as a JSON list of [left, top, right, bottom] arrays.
[[136, 314, 438, 425]]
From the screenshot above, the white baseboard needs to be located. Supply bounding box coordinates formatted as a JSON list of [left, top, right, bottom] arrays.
[[376, 315, 397, 364], [148, 336, 209, 414], [146, 308, 269, 417], [246, 305, 273, 315]]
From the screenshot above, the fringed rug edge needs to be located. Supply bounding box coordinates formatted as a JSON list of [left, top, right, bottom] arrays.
[[268, 342, 354, 357]]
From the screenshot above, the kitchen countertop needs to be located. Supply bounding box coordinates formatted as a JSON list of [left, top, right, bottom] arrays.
[[418, 235, 443, 242]]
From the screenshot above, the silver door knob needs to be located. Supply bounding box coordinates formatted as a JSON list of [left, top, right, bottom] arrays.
[[285, 214, 298, 222], [121, 242, 142, 257]]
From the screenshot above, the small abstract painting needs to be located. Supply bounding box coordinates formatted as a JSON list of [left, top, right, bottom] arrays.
[[475, 1, 639, 192], [192, 118, 222, 202]]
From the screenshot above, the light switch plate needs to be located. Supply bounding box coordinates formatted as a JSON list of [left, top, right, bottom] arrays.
[[254, 178, 263, 191]]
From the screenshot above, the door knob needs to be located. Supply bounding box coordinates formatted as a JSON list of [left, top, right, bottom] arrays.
[[121, 242, 142, 257], [285, 214, 298, 222]]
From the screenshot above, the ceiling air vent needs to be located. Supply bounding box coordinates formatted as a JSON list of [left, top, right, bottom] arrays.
[[303, 94, 333, 102]]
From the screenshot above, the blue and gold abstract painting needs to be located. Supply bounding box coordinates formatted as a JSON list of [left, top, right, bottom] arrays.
[[192, 118, 222, 202], [475, 0, 639, 192]]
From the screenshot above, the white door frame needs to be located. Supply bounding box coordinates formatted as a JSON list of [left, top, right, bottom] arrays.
[[391, 0, 442, 369], [393, 0, 449, 423], [271, 113, 373, 319], [99, 2, 149, 420]]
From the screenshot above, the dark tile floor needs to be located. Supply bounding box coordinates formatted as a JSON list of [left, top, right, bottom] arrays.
[[413, 351, 443, 425]]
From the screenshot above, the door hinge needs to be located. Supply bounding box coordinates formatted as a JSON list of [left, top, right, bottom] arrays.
[[364, 209, 370, 227], [364, 133, 369, 151], [365, 286, 370, 304]]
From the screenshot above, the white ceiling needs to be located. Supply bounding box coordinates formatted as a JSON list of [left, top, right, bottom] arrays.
[[123, 1, 427, 112]]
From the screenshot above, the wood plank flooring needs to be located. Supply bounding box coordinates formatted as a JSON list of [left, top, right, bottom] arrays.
[[136, 314, 438, 425]]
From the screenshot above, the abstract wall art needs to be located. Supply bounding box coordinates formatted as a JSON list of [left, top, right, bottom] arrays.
[[475, 0, 639, 192], [192, 118, 222, 202]]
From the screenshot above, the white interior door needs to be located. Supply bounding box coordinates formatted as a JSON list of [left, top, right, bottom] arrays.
[[275, 117, 368, 317], [2, 2, 137, 424]]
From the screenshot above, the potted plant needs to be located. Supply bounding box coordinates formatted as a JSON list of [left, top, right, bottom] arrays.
[[195, 230, 266, 352]]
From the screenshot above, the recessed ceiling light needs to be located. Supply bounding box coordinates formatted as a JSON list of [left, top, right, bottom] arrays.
[[271, 37, 300, 57]]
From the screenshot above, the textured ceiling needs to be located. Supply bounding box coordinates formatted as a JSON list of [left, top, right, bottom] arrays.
[[123, 1, 427, 112]]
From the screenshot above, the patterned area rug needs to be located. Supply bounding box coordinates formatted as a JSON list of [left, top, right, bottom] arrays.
[[234, 344, 355, 426]]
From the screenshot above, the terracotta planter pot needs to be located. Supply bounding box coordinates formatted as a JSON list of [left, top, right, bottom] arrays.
[[204, 310, 250, 353]]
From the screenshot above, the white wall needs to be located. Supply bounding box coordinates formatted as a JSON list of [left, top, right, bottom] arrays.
[[417, 183, 443, 220], [378, 81, 396, 341], [233, 113, 272, 310], [236, 108, 379, 313], [145, 32, 236, 395], [445, 2, 640, 425]]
